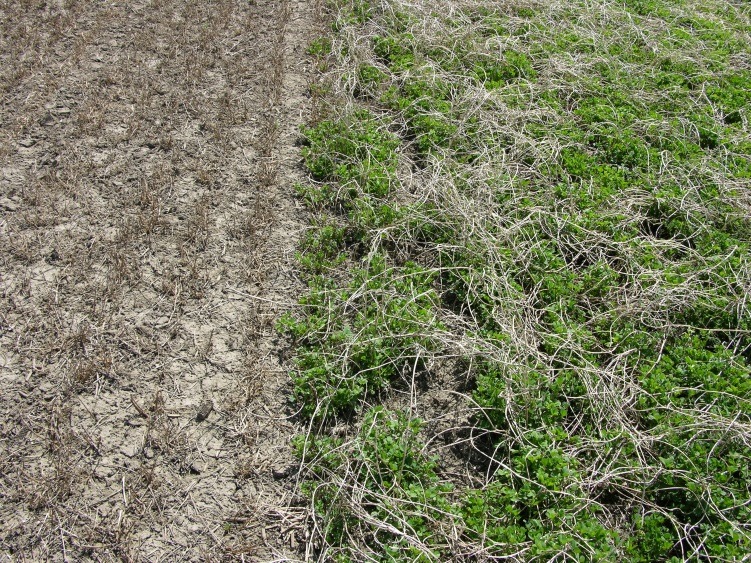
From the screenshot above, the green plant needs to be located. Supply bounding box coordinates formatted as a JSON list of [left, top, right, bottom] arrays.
[[473, 50, 537, 89], [298, 408, 453, 560], [288, 0, 751, 559], [301, 109, 399, 197], [280, 255, 441, 419], [308, 37, 332, 57]]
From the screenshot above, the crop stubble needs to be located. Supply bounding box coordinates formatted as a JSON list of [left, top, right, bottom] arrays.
[[0, 0, 317, 560]]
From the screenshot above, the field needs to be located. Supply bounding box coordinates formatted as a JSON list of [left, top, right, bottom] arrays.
[[0, 0, 317, 560], [1, 0, 750, 561], [287, 0, 751, 561]]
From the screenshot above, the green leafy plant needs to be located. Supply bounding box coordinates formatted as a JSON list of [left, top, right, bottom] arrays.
[[288, 0, 751, 559]]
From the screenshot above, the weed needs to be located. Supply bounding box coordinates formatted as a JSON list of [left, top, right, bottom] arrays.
[[297, 407, 453, 560], [280, 254, 441, 418], [302, 109, 399, 197], [289, 0, 751, 560]]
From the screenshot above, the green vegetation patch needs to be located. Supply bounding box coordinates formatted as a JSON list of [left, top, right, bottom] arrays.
[[285, 0, 751, 560], [296, 407, 453, 559], [280, 255, 441, 418]]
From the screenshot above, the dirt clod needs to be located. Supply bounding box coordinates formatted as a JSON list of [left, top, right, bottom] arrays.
[[195, 401, 213, 422]]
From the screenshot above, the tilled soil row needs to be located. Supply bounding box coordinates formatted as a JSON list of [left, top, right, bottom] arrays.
[[0, 1, 315, 560]]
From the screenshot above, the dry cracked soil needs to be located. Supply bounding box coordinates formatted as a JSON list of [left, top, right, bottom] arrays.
[[0, 0, 319, 560]]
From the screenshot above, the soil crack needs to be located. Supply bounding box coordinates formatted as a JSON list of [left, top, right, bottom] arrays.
[[0, 0, 316, 560]]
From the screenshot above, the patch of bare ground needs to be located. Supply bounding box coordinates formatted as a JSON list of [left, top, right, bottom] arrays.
[[0, 0, 318, 560]]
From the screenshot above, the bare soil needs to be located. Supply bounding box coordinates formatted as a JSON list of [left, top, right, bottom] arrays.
[[0, 1, 317, 560]]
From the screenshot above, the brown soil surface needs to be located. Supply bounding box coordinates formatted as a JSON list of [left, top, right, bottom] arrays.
[[0, 1, 317, 560]]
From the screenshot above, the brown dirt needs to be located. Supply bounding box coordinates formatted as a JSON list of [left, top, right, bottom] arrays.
[[0, 0, 318, 560]]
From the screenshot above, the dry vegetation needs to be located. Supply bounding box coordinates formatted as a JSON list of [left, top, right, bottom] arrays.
[[286, 0, 751, 560], [0, 0, 317, 560]]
